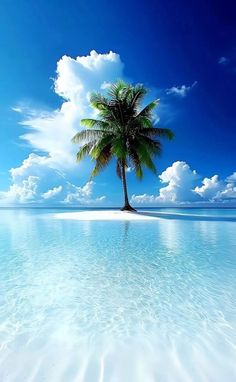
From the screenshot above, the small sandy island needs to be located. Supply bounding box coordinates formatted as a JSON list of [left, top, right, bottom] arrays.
[[54, 210, 158, 221]]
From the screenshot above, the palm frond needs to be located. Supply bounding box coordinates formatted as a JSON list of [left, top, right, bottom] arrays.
[[129, 115, 153, 130], [111, 137, 127, 159], [135, 165, 143, 179], [134, 139, 157, 174], [76, 141, 96, 162], [90, 93, 110, 111], [80, 118, 110, 129], [91, 146, 112, 177], [107, 80, 128, 100], [137, 135, 162, 156], [71, 129, 105, 144], [90, 135, 113, 159], [140, 127, 174, 140], [129, 84, 147, 109], [128, 149, 143, 179], [136, 99, 159, 118]]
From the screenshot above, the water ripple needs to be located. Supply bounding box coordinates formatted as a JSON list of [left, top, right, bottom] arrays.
[[0, 209, 235, 381]]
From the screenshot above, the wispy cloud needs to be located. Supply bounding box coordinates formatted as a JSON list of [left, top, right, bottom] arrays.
[[166, 81, 197, 98], [218, 56, 230, 65], [11, 106, 23, 113]]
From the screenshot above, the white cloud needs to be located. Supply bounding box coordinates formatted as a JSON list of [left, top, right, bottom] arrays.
[[17, 50, 124, 169], [194, 175, 223, 200], [100, 81, 112, 90], [158, 161, 199, 202], [0, 176, 39, 203], [131, 161, 236, 205], [54, 50, 123, 102], [130, 193, 157, 204], [216, 183, 236, 200], [11, 106, 23, 113], [218, 56, 230, 65], [2, 50, 125, 205], [166, 81, 197, 97], [226, 172, 236, 183], [194, 173, 236, 201], [0, 154, 105, 205], [63, 181, 106, 204], [42, 186, 62, 200], [10, 153, 55, 180], [131, 161, 199, 205]]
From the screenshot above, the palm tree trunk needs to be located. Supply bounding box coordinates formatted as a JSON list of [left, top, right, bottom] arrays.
[[120, 160, 136, 211]]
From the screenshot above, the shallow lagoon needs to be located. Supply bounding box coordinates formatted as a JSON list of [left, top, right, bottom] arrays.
[[0, 208, 236, 381]]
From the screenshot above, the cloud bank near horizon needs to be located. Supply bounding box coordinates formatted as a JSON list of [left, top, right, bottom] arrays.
[[131, 161, 236, 205], [0, 153, 106, 205], [2, 157, 234, 206]]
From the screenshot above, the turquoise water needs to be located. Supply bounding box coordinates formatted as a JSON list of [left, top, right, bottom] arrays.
[[0, 208, 236, 381]]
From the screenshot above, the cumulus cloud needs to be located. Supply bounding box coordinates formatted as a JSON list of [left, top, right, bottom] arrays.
[[10, 153, 56, 180], [158, 161, 199, 202], [226, 172, 236, 182], [42, 186, 62, 200], [1, 50, 125, 205], [194, 175, 223, 200], [166, 81, 197, 98], [0, 154, 105, 206], [0, 176, 40, 203], [131, 161, 199, 204], [131, 161, 236, 205], [194, 172, 236, 201], [216, 183, 236, 200], [63, 181, 106, 204], [17, 50, 124, 169]]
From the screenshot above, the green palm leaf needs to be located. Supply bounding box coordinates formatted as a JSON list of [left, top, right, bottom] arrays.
[[76, 141, 96, 162], [91, 147, 112, 177], [90, 93, 110, 111], [128, 149, 143, 179], [135, 100, 159, 120], [72, 129, 105, 144], [80, 119, 110, 129], [108, 80, 128, 100], [134, 139, 157, 175], [140, 127, 174, 140], [91, 135, 113, 159]]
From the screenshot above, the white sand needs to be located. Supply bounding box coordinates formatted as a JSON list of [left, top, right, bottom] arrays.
[[54, 210, 158, 221]]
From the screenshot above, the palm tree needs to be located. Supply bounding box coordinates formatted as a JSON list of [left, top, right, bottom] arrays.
[[72, 81, 174, 211]]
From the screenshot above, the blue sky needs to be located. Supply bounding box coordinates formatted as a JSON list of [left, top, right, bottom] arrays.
[[0, 0, 235, 206]]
